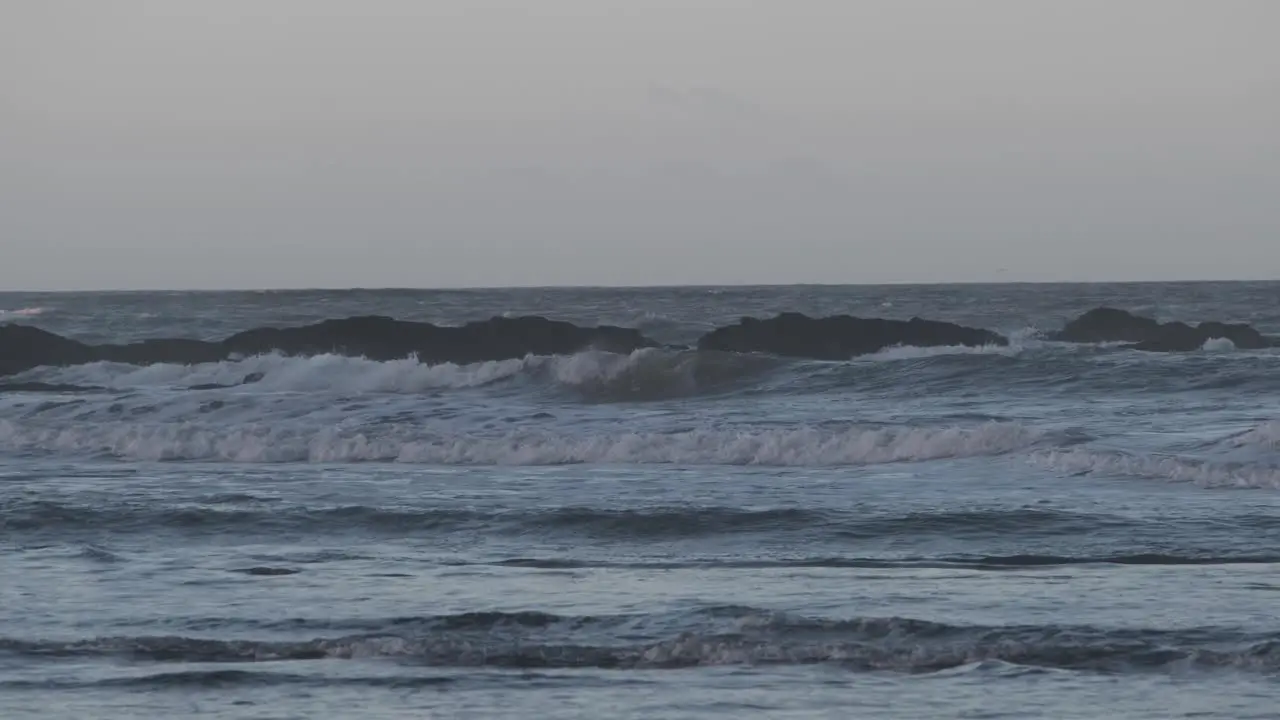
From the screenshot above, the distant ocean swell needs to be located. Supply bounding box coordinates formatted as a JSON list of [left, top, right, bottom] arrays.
[[11, 497, 1280, 553], [0, 502, 1136, 539]]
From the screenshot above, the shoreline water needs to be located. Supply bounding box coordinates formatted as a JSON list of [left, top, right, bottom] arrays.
[[2, 282, 1279, 718]]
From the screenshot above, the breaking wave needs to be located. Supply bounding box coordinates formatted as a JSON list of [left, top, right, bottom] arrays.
[[1226, 421, 1280, 451], [0, 420, 1044, 465], [1202, 337, 1238, 352], [1030, 448, 1280, 488], [4, 609, 1278, 674], [13, 349, 782, 401], [0, 306, 48, 318], [860, 328, 1041, 361]]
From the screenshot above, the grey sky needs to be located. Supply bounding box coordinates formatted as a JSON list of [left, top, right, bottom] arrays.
[[2, 0, 1277, 290]]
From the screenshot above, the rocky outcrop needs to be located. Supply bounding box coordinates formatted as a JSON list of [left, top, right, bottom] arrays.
[[696, 312, 1007, 360], [1049, 308, 1273, 351], [18, 304, 1266, 378], [1131, 321, 1269, 352], [223, 315, 655, 364], [0, 316, 660, 377], [1048, 308, 1162, 344], [0, 325, 95, 377]]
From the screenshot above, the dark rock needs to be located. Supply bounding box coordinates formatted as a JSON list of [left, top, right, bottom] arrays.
[[1196, 322, 1268, 349], [97, 338, 226, 366], [445, 315, 657, 361], [1051, 308, 1272, 352], [222, 315, 657, 365], [1132, 321, 1269, 352], [696, 312, 1007, 360], [223, 315, 430, 360], [1048, 308, 1162, 344], [0, 324, 95, 377], [0, 316, 661, 377]]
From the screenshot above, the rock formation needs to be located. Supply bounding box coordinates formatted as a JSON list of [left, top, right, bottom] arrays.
[[1049, 308, 1272, 351], [1, 316, 659, 377], [0, 325, 95, 378], [696, 312, 1007, 360]]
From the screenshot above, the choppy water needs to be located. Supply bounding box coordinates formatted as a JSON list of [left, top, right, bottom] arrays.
[[3, 283, 1280, 719]]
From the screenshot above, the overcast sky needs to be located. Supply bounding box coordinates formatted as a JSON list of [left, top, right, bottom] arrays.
[[2, 0, 1277, 290]]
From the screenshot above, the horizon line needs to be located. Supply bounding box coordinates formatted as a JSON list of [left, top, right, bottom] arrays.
[[2, 277, 1278, 294]]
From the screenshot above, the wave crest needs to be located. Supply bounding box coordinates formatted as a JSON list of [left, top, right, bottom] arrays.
[[5, 610, 1278, 674], [0, 306, 48, 318], [1030, 448, 1280, 488], [0, 420, 1042, 465], [14, 349, 779, 401], [1227, 422, 1280, 451]]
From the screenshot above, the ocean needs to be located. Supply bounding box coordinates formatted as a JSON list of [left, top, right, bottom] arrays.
[[2, 282, 1280, 719]]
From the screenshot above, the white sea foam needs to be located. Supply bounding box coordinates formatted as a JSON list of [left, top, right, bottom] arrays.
[[1201, 337, 1237, 352], [1030, 448, 1280, 488], [1227, 421, 1280, 450], [0, 306, 48, 318], [314, 625, 1270, 671], [14, 337, 1039, 399], [14, 348, 774, 400], [861, 328, 1040, 361], [21, 354, 531, 393], [0, 420, 1042, 465], [864, 343, 1015, 361]]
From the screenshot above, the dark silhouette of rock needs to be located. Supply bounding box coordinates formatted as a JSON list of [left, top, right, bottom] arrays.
[[1050, 308, 1272, 352], [222, 315, 658, 365], [1048, 308, 1162, 344], [0, 324, 95, 377], [1196, 322, 1269, 349], [1131, 321, 1269, 352], [696, 312, 1007, 359], [223, 316, 431, 360], [0, 316, 661, 377]]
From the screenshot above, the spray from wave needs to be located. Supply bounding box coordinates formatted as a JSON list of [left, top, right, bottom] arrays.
[[13, 349, 781, 401], [0, 306, 48, 318], [17, 354, 526, 393], [860, 328, 1041, 361], [1226, 421, 1280, 451]]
